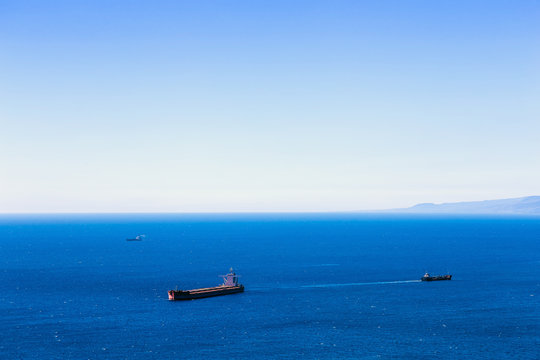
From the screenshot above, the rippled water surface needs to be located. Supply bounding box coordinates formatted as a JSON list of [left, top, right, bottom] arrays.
[[1, 214, 539, 359]]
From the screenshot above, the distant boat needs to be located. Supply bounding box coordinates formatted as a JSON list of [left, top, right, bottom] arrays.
[[168, 268, 244, 300], [126, 235, 145, 241], [421, 272, 452, 281]]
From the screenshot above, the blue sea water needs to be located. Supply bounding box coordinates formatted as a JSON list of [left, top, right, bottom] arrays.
[[1, 214, 539, 359]]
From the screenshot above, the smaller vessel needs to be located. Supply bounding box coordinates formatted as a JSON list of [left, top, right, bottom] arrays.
[[421, 272, 452, 281], [126, 234, 145, 241], [168, 268, 244, 300]]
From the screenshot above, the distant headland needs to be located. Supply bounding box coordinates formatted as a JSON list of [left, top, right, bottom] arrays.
[[385, 196, 540, 215]]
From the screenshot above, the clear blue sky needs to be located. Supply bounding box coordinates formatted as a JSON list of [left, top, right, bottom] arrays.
[[1, 0, 539, 212]]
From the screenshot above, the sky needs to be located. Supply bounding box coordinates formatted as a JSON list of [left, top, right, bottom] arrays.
[[1, 0, 539, 212]]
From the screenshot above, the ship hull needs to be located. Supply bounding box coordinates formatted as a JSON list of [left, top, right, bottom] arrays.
[[168, 285, 244, 300], [421, 275, 452, 281]]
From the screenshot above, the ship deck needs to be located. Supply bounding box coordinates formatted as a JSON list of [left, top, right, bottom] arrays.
[[185, 285, 241, 294]]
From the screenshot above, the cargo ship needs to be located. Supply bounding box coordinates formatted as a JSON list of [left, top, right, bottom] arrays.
[[421, 272, 452, 281], [168, 268, 244, 300], [126, 235, 145, 241]]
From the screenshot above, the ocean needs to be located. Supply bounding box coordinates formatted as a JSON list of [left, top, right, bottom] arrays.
[[1, 214, 538, 359]]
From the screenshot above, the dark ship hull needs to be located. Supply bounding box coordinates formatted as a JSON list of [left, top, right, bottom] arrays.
[[168, 285, 244, 300], [421, 275, 452, 281]]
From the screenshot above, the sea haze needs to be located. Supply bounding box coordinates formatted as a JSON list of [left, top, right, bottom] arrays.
[[1, 214, 539, 359]]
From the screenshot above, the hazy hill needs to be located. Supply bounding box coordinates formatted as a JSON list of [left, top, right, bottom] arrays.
[[393, 196, 540, 215]]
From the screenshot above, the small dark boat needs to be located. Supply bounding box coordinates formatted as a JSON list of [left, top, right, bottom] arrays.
[[421, 272, 452, 281], [168, 268, 244, 300], [126, 235, 145, 241]]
